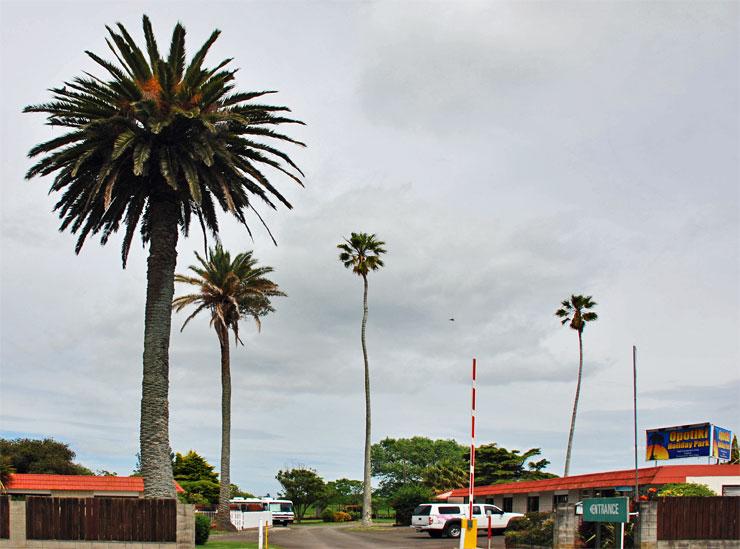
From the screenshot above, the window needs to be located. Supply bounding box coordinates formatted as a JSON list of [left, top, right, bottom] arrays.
[[502, 497, 513, 512], [413, 505, 432, 516], [486, 505, 503, 515], [439, 506, 462, 515], [722, 486, 740, 497], [553, 494, 568, 507], [472, 505, 481, 514], [527, 496, 540, 513]]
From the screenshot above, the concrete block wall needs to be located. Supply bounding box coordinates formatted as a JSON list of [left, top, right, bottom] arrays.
[[553, 504, 577, 549], [0, 501, 195, 549]]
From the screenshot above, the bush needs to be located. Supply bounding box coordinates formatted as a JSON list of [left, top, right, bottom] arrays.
[[194, 514, 211, 545], [321, 508, 336, 522], [657, 482, 716, 496], [348, 511, 361, 521], [504, 512, 553, 548], [334, 511, 353, 522], [390, 484, 433, 526], [578, 520, 634, 548]]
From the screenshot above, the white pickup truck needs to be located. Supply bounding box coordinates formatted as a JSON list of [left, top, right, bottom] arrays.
[[411, 502, 523, 538]]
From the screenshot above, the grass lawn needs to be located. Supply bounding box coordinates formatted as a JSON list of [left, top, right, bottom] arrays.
[[204, 542, 283, 549]]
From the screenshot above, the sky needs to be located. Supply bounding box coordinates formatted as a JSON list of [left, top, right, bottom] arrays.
[[1, 1, 738, 497]]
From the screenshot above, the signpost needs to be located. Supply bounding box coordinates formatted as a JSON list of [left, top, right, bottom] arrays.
[[583, 497, 630, 549]]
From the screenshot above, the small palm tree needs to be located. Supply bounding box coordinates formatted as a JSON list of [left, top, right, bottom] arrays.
[[337, 232, 386, 526], [24, 16, 304, 497], [555, 295, 598, 477], [173, 244, 284, 530]]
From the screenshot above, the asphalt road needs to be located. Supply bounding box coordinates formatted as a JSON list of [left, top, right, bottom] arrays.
[[216, 523, 507, 549]]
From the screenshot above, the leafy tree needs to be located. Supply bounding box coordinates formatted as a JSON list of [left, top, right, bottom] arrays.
[[276, 468, 326, 523], [173, 450, 220, 504], [467, 444, 557, 486], [174, 245, 283, 528], [0, 456, 15, 491], [422, 459, 468, 492], [319, 478, 364, 511], [25, 16, 304, 497], [371, 437, 466, 496], [0, 438, 93, 475], [337, 232, 386, 525], [555, 294, 598, 477], [730, 435, 739, 464], [390, 484, 433, 526], [96, 470, 118, 476], [230, 484, 255, 499], [657, 483, 716, 496]]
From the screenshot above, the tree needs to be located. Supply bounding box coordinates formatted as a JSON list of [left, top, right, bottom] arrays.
[[730, 435, 739, 464], [173, 450, 220, 505], [555, 294, 598, 477], [466, 443, 557, 486], [390, 485, 433, 526], [371, 437, 466, 496], [337, 233, 386, 525], [174, 244, 283, 528], [0, 456, 14, 492], [230, 484, 255, 499], [25, 16, 304, 497], [421, 459, 468, 492], [657, 483, 716, 496], [0, 438, 93, 475], [319, 478, 364, 512], [276, 468, 326, 523]]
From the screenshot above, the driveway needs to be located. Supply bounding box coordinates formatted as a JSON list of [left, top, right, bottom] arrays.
[[215, 523, 507, 548]]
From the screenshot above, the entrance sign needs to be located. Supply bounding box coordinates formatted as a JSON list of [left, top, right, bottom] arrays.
[[646, 423, 711, 460], [582, 497, 629, 523], [712, 425, 732, 461]]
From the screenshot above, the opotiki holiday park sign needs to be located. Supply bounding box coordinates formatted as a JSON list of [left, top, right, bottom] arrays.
[[582, 497, 629, 523], [646, 423, 711, 460]]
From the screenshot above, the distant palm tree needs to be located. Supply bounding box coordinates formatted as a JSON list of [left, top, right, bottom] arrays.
[[173, 244, 284, 530], [24, 16, 304, 497], [555, 295, 598, 477], [337, 232, 386, 526]]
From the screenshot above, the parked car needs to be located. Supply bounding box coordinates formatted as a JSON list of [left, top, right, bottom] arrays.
[[411, 502, 523, 538]]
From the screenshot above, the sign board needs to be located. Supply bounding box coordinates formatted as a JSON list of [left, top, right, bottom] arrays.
[[712, 425, 733, 461], [646, 423, 711, 460], [582, 497, 629, 523]]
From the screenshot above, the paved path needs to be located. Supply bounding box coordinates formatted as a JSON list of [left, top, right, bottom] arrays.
[[216, 523, 506, 548]]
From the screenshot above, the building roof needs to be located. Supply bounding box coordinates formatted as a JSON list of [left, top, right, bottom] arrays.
[[438, 464, 740, 499], [6, 474, 185, 494]]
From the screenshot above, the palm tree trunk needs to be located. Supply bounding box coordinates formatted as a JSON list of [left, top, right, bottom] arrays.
[[216, 325, 237, 531], [361, 274, 373, 526], [140, 194, 178, 498], [564, 329, 584, 477]]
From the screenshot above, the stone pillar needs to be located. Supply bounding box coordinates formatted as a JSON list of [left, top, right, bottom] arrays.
[[554, 503, 577, 549], [9, 500, 26, 547], [176, 503, 195, 549], [634, 501, 657, 549]]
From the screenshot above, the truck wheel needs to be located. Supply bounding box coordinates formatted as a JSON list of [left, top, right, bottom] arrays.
[[445, 523, 462, 538], [428, 531, 443, 538]]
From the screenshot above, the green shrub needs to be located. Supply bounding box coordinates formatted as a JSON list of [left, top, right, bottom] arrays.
[[194, 514, 211, 545], [504, 512, 553, 548], [657, 482, 716, 496], [348, 511, 361, 521], [390, 485, 433, 525], [321, 508, 336, 522]]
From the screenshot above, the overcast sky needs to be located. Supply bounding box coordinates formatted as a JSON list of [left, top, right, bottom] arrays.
[[1, 1, 738, 497]]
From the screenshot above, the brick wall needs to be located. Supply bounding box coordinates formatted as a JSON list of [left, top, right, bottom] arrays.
[[0, 500, 195, 549], [553, 503, 577, 549]]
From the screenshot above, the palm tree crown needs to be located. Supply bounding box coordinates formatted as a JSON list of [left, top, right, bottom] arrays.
[[555, 295, 598, 333], [337, 233, 386, 277], [24, 15, 304, 265], [173, 244, 284, 340]]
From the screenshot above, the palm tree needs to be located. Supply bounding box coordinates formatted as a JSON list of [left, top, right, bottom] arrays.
[[337, 232, 386, 526], [555, 294, 598, 477], [173, 244, 284, 529], [24, 16, 304, 497]]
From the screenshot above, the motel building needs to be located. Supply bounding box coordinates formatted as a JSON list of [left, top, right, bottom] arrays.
[[3, 474, 185, 498], [435, 464, 740, 514]]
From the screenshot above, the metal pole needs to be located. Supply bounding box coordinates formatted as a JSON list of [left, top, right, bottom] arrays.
[[620, 521, 625, 549], [469, 358, 476, 520], [633, 345, 639, 504]]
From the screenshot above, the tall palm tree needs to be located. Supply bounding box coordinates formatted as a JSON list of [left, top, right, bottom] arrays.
[[555, 294, 598, 477], [337, 232, 386, 526], [173, 244, 284, 529], [24, 16, 304, 497]]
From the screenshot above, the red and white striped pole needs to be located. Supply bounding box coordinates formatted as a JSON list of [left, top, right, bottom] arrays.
[[469, 357, 476, 520]]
